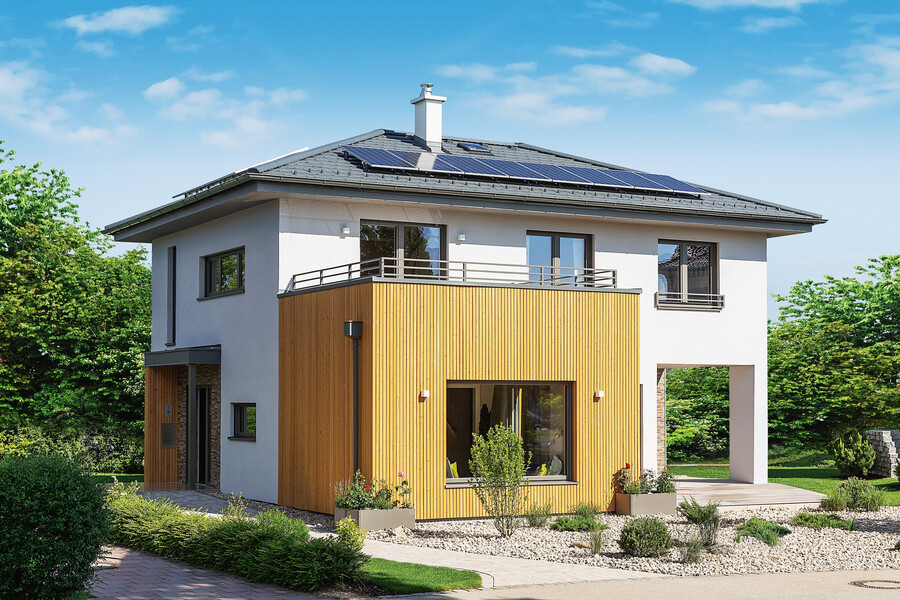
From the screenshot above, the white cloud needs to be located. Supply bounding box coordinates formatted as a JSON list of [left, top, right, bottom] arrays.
[[629, 53, 697, 77], [75, 40, 116, 57], [553, 43, 629, 58], [703, 99, 742, 113], [185, 67, 234, 82], [167, 24, 215, 52], [437, 63, 497, 82], [585, 1, 659, 27], [143, 77, 185, 100], [471, 92, 607, 125], [668, 0, 824, 9], [0, 61, 136, 144], [725, 78, 766, 96], [506, 62, 538, 72], [740, 15, 803, 33], [572, 64, 672, 95], [269, 88, 308, 105], [776, 64, 832, 78], [98, 103, 125, 121], [161, 88, 222, 120], [61, 5, 179, 35]]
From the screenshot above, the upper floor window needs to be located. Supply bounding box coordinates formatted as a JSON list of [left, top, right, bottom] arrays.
[[657, 240, 722, 309], [526, 231, 591, 285], [360, 221, 445, 278], [204, 248, 245, 298]]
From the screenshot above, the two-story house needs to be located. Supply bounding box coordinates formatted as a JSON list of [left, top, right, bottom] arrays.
[[104, 84, 824, 518]]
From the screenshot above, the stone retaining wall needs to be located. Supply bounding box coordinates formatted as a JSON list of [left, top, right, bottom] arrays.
[[866, 429, 900, 478]]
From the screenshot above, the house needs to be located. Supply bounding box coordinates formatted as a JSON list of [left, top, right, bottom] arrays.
[[104, 84, 825, 519]]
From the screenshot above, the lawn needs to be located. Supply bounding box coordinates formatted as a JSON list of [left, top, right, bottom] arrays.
[[669, 460, 900, 506], [360, 558, 482, 593], [89, 473, 144, 485]]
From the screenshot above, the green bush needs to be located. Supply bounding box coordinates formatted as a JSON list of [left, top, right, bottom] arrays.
[[677, 497, 721, 547], [336, 517, 367, 552], [107, 483, 363, 591], [679, 536, 706, 564], [790, 512, 855, 531], [550, 515, 608, 532], [572, 501, 603, 520], [820, 477, 885, 512], [524, 500, 552, 527], [333, 471, 396, 510], [735, 518, 790, 546], [0, 455, 109, 600], [829, 432, 876, 478], [617, 517, 672, 557], [655, 470, 676, 494], [0, 426, 143, 473], [469, 423, 531, 538]]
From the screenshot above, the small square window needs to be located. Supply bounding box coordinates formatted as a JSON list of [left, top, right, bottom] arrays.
[[204, 248, 245, 298], [232, 403, 256, 440]]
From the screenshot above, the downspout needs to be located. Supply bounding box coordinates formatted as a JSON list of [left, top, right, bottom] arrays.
[[343, 321, 364, 476]]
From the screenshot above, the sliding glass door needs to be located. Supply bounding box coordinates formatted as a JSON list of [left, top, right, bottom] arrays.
[[527, 232, 590, 284]]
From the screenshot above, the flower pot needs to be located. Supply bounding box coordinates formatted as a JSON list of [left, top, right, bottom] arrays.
[[334, 506, 416, 530], [615, 492, 677, 516]]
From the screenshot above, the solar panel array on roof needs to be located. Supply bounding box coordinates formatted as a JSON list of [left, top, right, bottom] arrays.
[[341, 146, 708, 195]]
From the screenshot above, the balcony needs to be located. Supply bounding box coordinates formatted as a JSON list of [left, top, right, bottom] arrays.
[[654, 291, 725, 311], [286, 257, 618, 293]]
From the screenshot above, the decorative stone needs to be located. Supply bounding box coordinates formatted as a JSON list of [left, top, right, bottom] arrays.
[[569, 541, 591, 549], [334, 506, 416, 531], [614, 492, 677, 515]]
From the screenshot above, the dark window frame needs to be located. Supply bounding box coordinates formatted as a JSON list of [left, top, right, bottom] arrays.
[[166, 246, 176, 346], [360, 220, 447, 278], [656, 239, 721, 309], [526, 230, 593, 285], [444, 380, 575, 487], [230, 403, 256, 441], [203, 247, 245, 298]]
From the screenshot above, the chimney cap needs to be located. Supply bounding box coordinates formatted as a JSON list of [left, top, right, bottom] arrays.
[[411, 83, 446, 104]]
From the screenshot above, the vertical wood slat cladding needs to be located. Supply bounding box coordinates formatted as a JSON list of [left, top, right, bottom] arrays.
[[278, 284, 373, 514], [144, 365, 179, 484], [278, 282, 640, 518]]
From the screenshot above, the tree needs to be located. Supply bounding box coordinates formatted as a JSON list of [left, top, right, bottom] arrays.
[[0, 143, 150, 436], [665, 367, 729, 461], [469, 424, 530, 537]]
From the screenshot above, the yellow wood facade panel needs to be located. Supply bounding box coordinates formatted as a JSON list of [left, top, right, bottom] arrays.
[[278, 282, 640, 519]]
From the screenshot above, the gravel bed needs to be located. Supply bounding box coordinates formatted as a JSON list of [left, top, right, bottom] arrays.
[[368, 506, 900, 576]]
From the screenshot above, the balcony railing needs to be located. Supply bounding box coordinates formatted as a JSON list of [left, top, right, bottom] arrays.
[[287, 257, 617, 292], [655, 291, 725, 310]]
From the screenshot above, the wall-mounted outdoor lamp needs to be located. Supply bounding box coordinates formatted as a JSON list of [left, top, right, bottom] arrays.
[[340, 225, 351, 237], [419, 390, 430, 402], [456, 233, 466, 243], [343, 320, 363, 475], [593, 390, 605, 402]]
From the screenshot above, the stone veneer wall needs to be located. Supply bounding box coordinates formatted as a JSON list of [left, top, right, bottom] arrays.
[[657, 368, 666, 472], [866, 429, 900, 478], [175, 365, 222, 489]]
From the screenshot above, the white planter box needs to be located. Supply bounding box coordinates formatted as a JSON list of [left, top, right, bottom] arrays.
[[334, 506, 416, 530], [615, 493, 677, 516]]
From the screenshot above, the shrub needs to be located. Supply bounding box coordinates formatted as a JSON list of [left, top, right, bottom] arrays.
[[336, 517, 367, 552], [679, 536, 706, 564], [573, 501, 603, 520], [895, 539, 900, 551], [469, 423, 531, 538], [677, 497, 721, 547], [820, 477, 885, 512], [0, 455, 109, 600], [0, 426, 143, 473], [790, 512, 855, 531], [333, 471, 403, 510], [829, 432, 876, 478], [618, 517, 672, 557], [655, 469, 676, 494], [107, 483, 361, 591], [588, 528, 606, 554], [524, 500, 552, 527], [550, 515, 608, 532], [735, 518, 790, 546]]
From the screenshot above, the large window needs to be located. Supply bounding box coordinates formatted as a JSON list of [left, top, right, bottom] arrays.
[[360, 221, 444, 278], [204, 248, 245, 298], [526, 232, 591, 285], [446, 383, 570, 482], [657, 240, 720, 308]]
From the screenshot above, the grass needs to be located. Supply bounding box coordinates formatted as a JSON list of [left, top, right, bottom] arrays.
[[735, 518, 791, 546], [88, 473, 144, 485], [791, 512, 855, 531], [360, 558, 482, 593], [668, 460, 900, 507]]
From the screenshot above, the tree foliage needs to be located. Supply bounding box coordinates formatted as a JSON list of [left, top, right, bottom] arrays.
[[0, 143, 150, 436], [665, 367, 729, 461]]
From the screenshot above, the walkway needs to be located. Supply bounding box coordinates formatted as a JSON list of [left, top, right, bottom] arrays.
[[675, 477, 825, 510]]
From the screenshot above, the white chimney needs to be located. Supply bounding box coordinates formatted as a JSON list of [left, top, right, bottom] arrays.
[[411, 83, 446, 152]]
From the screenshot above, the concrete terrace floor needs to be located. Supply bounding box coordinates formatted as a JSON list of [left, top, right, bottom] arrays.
[[675, 476, 825, 510]]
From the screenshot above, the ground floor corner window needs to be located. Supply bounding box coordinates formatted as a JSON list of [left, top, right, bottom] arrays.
[[446, 382, 570, 481]]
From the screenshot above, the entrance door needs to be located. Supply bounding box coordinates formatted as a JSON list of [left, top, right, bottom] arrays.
[[196, 386, 211, 486]]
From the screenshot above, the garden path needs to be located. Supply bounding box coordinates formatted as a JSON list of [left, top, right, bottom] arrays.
[[675, 477, 825, 511]]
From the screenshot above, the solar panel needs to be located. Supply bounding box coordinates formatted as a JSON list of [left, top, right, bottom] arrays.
[[599, 170, 669, 191], [438, 155, 506, 176], [639, 173, 707, 194], [342, 145, 708, 195]]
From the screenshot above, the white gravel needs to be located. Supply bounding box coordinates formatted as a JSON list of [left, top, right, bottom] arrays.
[[368, 506, 900, 576]]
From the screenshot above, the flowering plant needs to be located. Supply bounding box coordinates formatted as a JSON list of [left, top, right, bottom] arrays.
[[333, 470, 412, 509], [393, 471, 412, 508], [613, 464, 675, 494]]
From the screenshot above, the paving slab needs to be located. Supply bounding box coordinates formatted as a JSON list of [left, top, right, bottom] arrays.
[[676, 477, 825, 510]]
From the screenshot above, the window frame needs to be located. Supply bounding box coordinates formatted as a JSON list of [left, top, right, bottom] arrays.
[[359, 220, 447, 278], [203, 247, 245, 299], [444, 380, 575, 488], [230, 403, 256, 441], [656, 239, 721, 310], [525, 230, 593, 285]]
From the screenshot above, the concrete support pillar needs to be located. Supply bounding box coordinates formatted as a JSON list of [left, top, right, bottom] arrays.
[[729, 365, 767, 483]]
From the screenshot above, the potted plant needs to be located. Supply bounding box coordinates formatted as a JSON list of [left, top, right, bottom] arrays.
[[614, 463, 677, 516], [333, 470, 415, 530]]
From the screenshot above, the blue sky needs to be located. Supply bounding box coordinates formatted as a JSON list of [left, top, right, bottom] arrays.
[[2, 0, 898, 316]]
